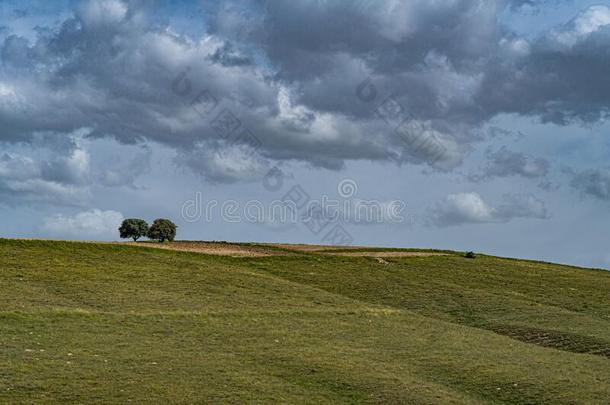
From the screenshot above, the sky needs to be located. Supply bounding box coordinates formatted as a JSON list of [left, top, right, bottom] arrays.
[[1, 0, 610, 269]]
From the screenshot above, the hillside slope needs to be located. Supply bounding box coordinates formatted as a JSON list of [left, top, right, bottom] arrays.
[[1, 239, 609, 403]]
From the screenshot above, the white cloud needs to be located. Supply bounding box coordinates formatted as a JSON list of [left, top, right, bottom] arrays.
[[78, 0, 128, 27], [428, 192, 494, 226], [553, 5, 610, 47], [499, 37, 531, 56], [426, 192, 547, 227], [42, 209, 124, 240]]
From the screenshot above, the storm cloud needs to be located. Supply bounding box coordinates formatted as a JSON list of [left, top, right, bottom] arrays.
[[1, 0, 610, 184]]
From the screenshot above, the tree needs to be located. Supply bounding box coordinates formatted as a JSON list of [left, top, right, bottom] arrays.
[[147, 218, 177, 242], [119, 218, 149, 242]]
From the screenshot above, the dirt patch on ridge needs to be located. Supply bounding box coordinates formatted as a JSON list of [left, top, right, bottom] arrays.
[[129, 241, 282, 257], [128, 241, 449, 258], [268, 244, 365, 252]]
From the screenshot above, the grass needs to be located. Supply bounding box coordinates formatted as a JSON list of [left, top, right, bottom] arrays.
[[0, 238, 609, 403]]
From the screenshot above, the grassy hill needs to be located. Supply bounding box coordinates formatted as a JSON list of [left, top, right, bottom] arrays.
[[1, 239, 609, 404]]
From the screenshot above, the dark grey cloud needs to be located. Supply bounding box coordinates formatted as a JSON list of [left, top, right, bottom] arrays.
[[1, 0, 610, 185], [96, 147, 151, 189], [0, 131, 153, 206], [0, 0, 412, 181], [176, 142, 270, 184], [208, 1, 610, 176], [570, 167, 610, 201], [209, 43, 253, 67], [211, 0, 500, 126], [0, 137, 91, 206], [478, 5, 610, 125], [470, 146, 550, 181]]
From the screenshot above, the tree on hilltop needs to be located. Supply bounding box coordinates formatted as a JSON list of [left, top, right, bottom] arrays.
[[147, 218, 177, 242], [119, 218, 149, 242]]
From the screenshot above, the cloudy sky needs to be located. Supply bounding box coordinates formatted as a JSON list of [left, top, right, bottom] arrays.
[[1, 0, 610, 269]]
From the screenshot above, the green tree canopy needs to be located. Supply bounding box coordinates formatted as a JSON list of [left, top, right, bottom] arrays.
[[118, 219, 149, 242], [147, 218, 177, 242]]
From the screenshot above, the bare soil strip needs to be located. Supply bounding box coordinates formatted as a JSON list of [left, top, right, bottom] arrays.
[[266, 243, 366, 252], [129, 241, 280, 257]]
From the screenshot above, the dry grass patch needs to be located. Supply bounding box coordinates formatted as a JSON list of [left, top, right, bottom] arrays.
[[321, 251, 450, 257]]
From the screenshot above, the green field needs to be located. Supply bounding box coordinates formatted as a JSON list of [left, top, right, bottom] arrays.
[[1, 239, 609, 404]]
